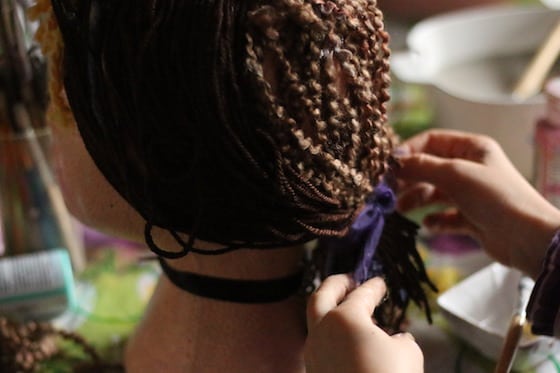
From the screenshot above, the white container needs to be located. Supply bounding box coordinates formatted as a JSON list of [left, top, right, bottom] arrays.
[[438, 263, 560, 371], [391, 5, 560, 178], [0, 249, 76, 321]]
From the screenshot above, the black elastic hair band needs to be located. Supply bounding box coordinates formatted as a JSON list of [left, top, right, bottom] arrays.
[[144, 222, 313, 259], [158, 257, 304, 303], [144, 223, 240, 259]]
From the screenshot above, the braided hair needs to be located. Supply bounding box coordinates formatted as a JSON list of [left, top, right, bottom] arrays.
[[31, 0, 435, 331], [33, 0, 393, 253]]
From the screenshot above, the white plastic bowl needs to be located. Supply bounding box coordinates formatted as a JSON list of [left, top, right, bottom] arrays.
[[542, 0, 560, 9], [391, 4, 560, 178], [378, 0, 507, 21]]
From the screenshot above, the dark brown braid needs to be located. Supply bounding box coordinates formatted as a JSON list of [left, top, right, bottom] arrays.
[[0, 317, 123, 372], [46, 0, 393, 253]]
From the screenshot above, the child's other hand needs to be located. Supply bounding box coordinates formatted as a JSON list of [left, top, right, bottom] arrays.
[[305, 274, 423, 373]]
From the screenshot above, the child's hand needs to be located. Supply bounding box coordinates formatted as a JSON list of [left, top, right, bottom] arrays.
[[305, 274, 423, 373], [396, 129, 560, 279]]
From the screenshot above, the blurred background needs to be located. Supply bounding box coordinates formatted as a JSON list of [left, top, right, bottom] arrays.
[[1, 0, 559, 371]]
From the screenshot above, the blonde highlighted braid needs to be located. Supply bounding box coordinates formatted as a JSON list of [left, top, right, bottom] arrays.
[[29, 0, 74, 128], [245, 0, 394, 217]]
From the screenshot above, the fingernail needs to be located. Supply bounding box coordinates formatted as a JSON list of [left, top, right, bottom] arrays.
[[393, 145, 410, 158], [393, 332, 415, 341], [369, 276, 386, 289], [368, 277, 388, 305]]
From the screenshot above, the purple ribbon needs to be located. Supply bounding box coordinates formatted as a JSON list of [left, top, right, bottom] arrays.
[[350, 183, 396, 284]]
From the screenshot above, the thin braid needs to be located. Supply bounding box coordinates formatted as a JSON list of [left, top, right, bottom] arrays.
[[0, 317, 124, 372]]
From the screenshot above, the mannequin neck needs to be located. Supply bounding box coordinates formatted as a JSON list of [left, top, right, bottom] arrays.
[[124, 243, 308, 373]]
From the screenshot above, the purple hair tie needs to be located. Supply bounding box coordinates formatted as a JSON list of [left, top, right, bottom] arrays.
[[350, 182, 395, 284], [315, 181, 436, 329]]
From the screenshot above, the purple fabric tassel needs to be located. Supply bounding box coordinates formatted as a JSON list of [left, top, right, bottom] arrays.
[[350, 183, 396, 284]]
